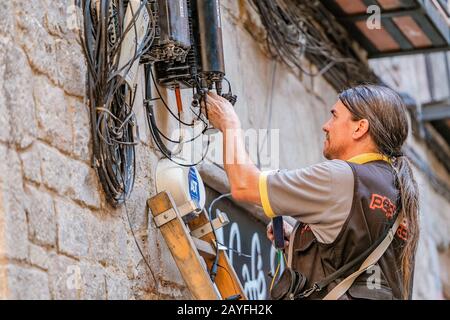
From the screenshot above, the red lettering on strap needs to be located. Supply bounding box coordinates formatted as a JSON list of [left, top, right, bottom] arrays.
[[396, 219, 408, 241], [369, 193, 396, 220], [369, 194, 384, 210]]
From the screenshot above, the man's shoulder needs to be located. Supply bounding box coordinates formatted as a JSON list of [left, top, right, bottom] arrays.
[[311, 160, 354, 186], [305, 159, 353, 175], [268, 159, 353, 181]]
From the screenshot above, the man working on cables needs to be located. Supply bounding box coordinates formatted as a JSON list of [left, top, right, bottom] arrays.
[[204, 84, 419, 300]]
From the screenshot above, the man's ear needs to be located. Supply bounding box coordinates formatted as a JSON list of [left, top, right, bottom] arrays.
[[352, 119, 370, 139]]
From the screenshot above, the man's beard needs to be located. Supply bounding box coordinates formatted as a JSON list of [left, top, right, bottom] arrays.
[[323, 136, 341, 160], [323, 147, 333, 160]]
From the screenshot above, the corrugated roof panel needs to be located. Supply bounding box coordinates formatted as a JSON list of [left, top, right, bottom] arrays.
[[393, 16, 433, 48], [322, 0, 450, 58], [355, 20, 401, 51]]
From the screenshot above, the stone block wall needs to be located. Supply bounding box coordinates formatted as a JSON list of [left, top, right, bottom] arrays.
[[0, 0, 191, 300]]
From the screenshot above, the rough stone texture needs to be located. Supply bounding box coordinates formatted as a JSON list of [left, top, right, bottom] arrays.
[[55, 198, 89, 259], [29, 243, 50, 270], [0, 0, 448, 301], [3, 45, 38, 149], [48, 253, 81, 300], [79, 261, 106, 300], [0, 147, 29, 262], [70, 97, 91, 162], [34, 75, 72, 153], [14, 0, 59, 88], [86, 211, 128, 270], [0, 40, 11, 144], [20, 143, 42, 184], [25, 184, 56, 247], [65, 158, 100, 208], [0, 1, 22, 145], [39, 142, 71, 193], [39, 142, 100, 208], [7, 265, 51, 300], [105, 269, 131, 300], [55, 38, 86, 97], [0, 265, 7, 298]]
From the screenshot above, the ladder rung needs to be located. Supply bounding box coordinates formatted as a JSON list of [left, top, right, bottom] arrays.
[[153, 200, 198, 228], [192, 237, 216, 258], [190, 212, 230, 239]]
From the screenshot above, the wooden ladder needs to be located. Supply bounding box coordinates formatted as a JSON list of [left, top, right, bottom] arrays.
[[147, 191, 247, 300]]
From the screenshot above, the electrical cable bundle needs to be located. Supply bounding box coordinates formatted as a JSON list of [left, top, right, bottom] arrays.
[[249, 0, 379, 91], [144, 64, 216, 168], [80, 0, 156, 205]]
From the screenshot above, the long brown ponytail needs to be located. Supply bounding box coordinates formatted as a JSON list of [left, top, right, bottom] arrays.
[[339, 84, 420, 299]]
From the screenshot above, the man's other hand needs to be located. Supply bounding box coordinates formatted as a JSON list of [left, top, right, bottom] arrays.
[[266, 220, 293, 249]]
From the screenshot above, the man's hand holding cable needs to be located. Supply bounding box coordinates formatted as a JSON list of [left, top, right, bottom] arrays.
[[204, 93, 240, 132], [204, 92, 262, 205]]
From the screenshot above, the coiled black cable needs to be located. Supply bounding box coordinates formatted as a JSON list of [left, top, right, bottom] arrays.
[[80, 0, 156, 205]]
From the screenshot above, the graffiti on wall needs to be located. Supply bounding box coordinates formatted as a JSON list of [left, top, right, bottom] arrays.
[[214, 207, 286, 300]]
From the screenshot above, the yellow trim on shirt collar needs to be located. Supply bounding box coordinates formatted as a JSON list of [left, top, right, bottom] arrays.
[[347, 153, 391, 164]]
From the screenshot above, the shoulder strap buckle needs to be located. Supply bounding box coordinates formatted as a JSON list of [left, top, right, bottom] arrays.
[[295, 283, 320, 299]]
